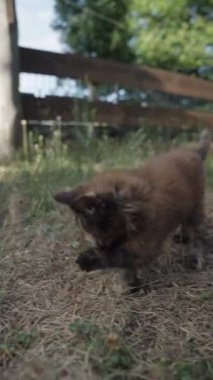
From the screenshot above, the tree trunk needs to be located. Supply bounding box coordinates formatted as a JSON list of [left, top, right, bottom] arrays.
[[0, 0, 21, 160]]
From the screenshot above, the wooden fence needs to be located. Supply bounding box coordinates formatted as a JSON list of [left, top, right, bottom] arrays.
[[19, 47, 213, 129]]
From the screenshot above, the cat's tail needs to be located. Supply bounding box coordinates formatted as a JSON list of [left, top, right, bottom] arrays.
[[197, 129, 211, 161]]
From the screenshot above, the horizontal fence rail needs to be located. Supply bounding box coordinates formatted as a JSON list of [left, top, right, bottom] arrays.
[[19, 47, 213, 102], [21, 94, 213, 129]]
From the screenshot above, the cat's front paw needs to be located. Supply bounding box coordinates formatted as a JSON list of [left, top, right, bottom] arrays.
[[76, 249, 105, 272]]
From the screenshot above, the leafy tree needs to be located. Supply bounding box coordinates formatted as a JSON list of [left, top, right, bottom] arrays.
[[130, 0, 213, 79], [53, 0, 134, 62]]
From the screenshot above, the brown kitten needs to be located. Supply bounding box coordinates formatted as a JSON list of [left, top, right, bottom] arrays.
[[54, 130, 211, 292]]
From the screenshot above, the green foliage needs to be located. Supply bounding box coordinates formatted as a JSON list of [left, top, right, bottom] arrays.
[[173, 359, 213, 380], [69, 318, 99, 336], [0, 329, 36, 360], [52, 0, 212, 98], [130, 0, 213, 79], [199, 290, 213, 300], [53, 0, 134, 62], [69, 318, 134, 372]]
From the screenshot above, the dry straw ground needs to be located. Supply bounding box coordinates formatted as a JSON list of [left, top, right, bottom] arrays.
[[0, 133, 213, 380]]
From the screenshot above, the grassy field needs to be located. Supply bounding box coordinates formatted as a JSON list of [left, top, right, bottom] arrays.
[[0, 129, 213, 380]]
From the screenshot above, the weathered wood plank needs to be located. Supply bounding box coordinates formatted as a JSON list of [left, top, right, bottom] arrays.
[[19, 48, 213, 102], [21, 94, 213, 129]]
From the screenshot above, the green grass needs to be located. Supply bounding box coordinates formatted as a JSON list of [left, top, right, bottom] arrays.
[[173, 360, 213, 380]]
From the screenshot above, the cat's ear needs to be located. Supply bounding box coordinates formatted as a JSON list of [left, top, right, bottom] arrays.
[[54, 186, 118, 212], [53, 187, 98, 212], [53, 186, 85, 207], [53, 190, 74, 206]]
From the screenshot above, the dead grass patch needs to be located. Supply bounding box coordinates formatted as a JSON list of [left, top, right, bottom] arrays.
[[0, 193, 213, 379], [0, 139, 213, 379]]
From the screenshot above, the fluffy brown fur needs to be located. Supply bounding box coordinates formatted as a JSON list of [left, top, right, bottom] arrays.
[[54, 131, 211, 292]]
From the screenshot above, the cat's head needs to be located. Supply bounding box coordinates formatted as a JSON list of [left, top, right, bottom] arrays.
[[53, 174, 150, 247]]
